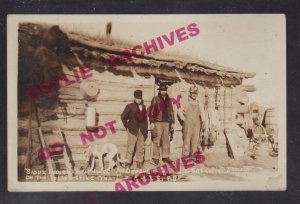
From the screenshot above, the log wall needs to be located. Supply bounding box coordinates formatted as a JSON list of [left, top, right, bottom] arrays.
[[43, 67, 155, 167]]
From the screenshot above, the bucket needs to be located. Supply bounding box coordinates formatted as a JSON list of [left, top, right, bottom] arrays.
[[86, 107, 96, 130], [80, 81, 99, 100]]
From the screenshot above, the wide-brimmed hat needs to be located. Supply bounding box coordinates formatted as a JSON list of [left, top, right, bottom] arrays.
[[158, 84, 168, 91], [189, 86, 198, 94], [134, 90, 143, 99]]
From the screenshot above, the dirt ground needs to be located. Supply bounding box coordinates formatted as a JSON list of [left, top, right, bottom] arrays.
[[19, 135, 278, 183]]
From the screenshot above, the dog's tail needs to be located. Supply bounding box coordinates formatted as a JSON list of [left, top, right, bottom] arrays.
[[117, 153, 127, 163]]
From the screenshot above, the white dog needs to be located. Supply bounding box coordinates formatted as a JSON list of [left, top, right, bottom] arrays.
[[82, 143, 127, 173]]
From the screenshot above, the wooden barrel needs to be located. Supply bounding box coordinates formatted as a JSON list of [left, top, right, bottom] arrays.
[[264, 108, 278, 135]]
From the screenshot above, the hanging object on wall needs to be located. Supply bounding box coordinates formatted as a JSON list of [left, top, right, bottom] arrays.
[[215, 87, 220, 109], [85, 106, 96, 131], [80, 81, 99, 131], [80, 81, 100, 100], [238, 95, 249, 105]]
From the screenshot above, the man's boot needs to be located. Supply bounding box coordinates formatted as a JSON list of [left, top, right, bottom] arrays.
[[162, 157, 173, 164]]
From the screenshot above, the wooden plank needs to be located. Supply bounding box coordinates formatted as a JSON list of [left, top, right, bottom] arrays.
[[62, 68, 155, 87], [57, 129, 74, 180], [58, 87, 154, 101], [59, 98, 152, 104], [41, 116, 125, 131], [59, 81, 154, 93], [55, 100, 152, 116], [38, 127, 56, 181], [60, 79, 154, 91]]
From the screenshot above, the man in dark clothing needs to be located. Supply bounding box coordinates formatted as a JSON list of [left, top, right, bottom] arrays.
[[121, 90, 148, 169], [149, 84, 175, 165]]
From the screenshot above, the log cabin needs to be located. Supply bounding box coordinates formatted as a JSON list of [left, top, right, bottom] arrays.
[[18, 23, 276, 181]]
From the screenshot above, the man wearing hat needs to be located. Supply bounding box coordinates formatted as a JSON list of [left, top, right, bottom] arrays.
[[249, 117, 267, 159], [121, 90, 148, 169], [149, 84, 175, 165], [177, 86, 205, 158]]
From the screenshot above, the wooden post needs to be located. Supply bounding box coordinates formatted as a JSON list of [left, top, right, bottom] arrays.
[[106, 22, 112, 38]]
